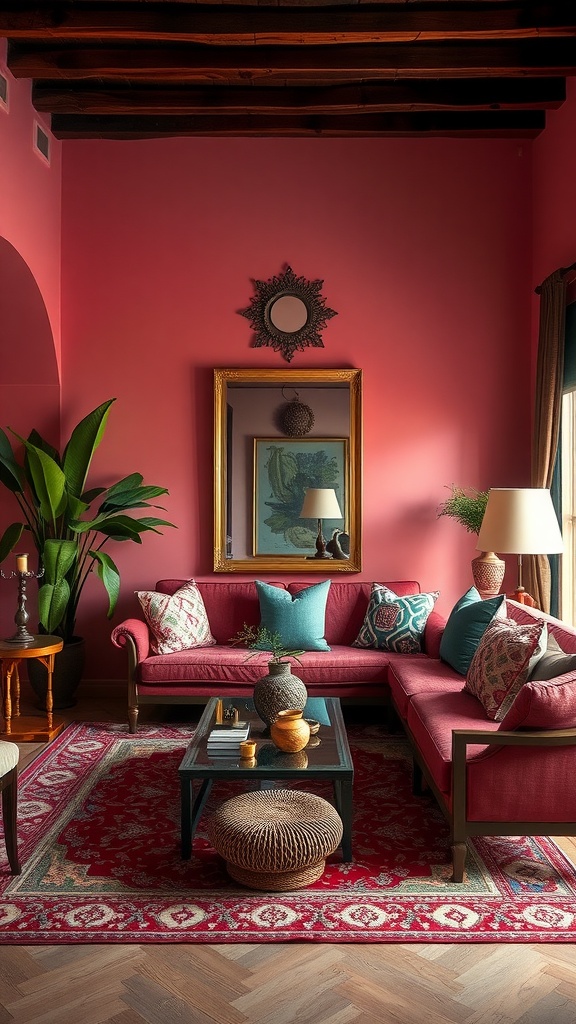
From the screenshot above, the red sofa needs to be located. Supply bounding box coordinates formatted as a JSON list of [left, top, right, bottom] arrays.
[[111, 580, 576, 881], [111, 579, 442, 731], [389, 599, 576, 880]]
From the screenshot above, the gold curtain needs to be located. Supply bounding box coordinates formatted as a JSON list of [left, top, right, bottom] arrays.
[[524, 270, 567, 610]]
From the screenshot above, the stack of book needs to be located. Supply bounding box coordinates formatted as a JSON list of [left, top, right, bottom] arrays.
[[207, 721, 250, 757]]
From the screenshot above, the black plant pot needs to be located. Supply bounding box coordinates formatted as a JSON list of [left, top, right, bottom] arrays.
[[28, 636, 86, 710]]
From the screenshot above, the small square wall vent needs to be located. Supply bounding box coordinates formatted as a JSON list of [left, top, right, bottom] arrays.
[[0, 68, 8, 111], [34, 121, 51, 164]]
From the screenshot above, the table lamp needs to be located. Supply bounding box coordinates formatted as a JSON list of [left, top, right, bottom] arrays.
[[299, 488, 342, 559], [476, 488, 563, 605]]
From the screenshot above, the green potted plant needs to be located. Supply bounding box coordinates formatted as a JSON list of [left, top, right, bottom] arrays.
[[437, 484, 504, 599], [230, 623, 304, 664], [230, 623, 307, 726], [0, 398, 175, 706]]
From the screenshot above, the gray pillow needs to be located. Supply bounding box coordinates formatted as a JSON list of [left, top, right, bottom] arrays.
[[529, 633, 576, 680]]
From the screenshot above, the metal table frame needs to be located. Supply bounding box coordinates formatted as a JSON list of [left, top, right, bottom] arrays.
[[179, 696, 354, 862]]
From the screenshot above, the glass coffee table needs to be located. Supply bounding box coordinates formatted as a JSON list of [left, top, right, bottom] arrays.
[[179, 696, 354, 861]]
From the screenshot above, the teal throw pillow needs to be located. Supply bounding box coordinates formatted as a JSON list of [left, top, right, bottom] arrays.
[[439, 586, 506, 675], [256, 580, 331, 652], [353, 583, 439, 654]]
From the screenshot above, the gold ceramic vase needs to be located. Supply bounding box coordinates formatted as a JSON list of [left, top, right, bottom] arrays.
[[270, 709, 311, 753]]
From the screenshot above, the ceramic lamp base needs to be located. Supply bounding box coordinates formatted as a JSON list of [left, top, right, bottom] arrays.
[[472, 551, 505, 600]]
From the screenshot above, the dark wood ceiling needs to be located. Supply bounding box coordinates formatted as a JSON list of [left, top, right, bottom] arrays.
[[1, 2, 575, 140]]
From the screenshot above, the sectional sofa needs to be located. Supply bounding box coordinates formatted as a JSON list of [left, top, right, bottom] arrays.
[[111, 578, 576, 880]]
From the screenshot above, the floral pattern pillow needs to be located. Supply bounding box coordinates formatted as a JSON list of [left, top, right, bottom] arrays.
[[465, 616, 547, 721], [136, 579, 216, 655]]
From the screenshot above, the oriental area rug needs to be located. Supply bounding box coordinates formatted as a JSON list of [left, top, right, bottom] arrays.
[[1, 721, 575, 943]]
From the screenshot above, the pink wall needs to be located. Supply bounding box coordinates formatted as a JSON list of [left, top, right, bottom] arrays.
[[60, 136, 533, 681], [533, 78, 576, 287], [0, 43, 62, 639], [0, 41, 61, 365]]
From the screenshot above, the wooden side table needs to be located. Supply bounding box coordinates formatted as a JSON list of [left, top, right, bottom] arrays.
[[0, 635, 65, 741]]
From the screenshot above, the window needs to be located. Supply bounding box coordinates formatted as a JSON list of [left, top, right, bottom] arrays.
[[559, 299, 576, 625], [561, 389, 576, 625]]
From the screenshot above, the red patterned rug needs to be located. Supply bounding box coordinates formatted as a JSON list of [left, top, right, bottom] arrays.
[[1, 721, 575, 942]]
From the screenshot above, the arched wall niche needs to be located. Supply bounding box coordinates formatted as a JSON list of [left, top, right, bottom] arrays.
[[0, 236, 60, 636]]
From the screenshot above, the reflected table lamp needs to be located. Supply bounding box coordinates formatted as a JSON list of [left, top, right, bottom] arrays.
[[476, 487, 563, 605], [299, 488, 342, 559]]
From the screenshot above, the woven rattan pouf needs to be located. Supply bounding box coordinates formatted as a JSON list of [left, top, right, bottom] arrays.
[[208, 789, 343, 891]]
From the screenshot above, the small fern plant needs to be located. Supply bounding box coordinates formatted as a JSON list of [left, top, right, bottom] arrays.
[[437, 485, 489, 535], [230, 624, 304, 664]]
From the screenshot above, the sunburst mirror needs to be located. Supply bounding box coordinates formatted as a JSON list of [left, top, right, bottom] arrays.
[[239, 265, 338, 363]]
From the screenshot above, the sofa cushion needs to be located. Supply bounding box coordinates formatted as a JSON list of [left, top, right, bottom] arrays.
[[287, 580, 421, 647], [407, 690, 499, 795], [353, 583, 439, 654], [136, 579, 216, 655], [529, 633, 576, 680], [439, 587, 506, 675], [388, 656, 466, 720], [499, 671, 576, 730], [465, 617, 547, 721], [256, 579, 331, 651], [137, 644, 390, 688]]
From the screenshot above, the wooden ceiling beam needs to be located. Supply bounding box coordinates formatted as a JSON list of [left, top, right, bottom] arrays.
[[1, 2, 575, 42], [49, 109, 546, 140], [8, 39, 576, 80], [32, 77, 566, 115]]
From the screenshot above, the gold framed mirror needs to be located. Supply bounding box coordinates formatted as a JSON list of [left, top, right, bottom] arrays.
[[214, 368, 362, 573]]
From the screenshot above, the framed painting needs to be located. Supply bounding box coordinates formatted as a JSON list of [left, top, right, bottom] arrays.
[[253, 437, 348, 557]]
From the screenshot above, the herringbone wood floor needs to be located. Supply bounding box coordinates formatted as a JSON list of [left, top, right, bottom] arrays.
[[2, 687, 576, 1024]]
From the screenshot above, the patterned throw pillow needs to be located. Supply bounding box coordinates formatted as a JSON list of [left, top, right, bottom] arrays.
[[465, 616, 547, 721], [353, 583, 439, 654], [136, 579, 216, 655]]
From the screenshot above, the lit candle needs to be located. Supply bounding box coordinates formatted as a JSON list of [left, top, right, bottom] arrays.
[[16, 553, 28, 574]]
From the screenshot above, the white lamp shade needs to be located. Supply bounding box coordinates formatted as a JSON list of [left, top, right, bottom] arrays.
[[476, 488, 563, 555], [300, 488, 342, 520]]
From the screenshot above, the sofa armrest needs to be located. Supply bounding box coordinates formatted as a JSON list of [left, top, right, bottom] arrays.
[[111, 618, 151, 664], [452, 726, 576, 840], [423, 610, 445, 659]]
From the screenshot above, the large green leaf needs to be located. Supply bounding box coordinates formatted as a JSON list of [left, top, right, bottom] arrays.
[[99, 481, 169, 513], [62, 399, 116, 498], [27, 429, 60, 464], [20, 442, 67, 525], [42, 539, 77, 584], [38, 578, 70, 634], [0, 429, 24, 493], [66, 494, 90, 521], [91, 550, 120, 618], [0, 522, 25, 564]]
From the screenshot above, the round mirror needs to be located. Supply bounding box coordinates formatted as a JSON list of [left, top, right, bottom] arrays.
[[268, 294, 309, 333], [239, 265, 337, 363]]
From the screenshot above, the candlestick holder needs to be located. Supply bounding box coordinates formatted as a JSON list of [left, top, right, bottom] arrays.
[[1, 567, 45, 645]]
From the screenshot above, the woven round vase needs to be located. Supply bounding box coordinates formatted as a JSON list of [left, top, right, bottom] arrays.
[[252, 661, 308, 727]]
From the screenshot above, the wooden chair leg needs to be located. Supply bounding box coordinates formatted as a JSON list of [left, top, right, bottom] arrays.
[[1, 767, 21, 875], [451, 841, 467, 883], [412, 759, 428, 796]]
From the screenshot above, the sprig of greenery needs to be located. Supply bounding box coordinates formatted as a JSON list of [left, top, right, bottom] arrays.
[[437, 485, 489, 535], [229, 623, 304, 663]]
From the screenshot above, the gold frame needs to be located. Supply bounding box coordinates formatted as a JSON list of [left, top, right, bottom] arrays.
[[214, 367, 362, 572]]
